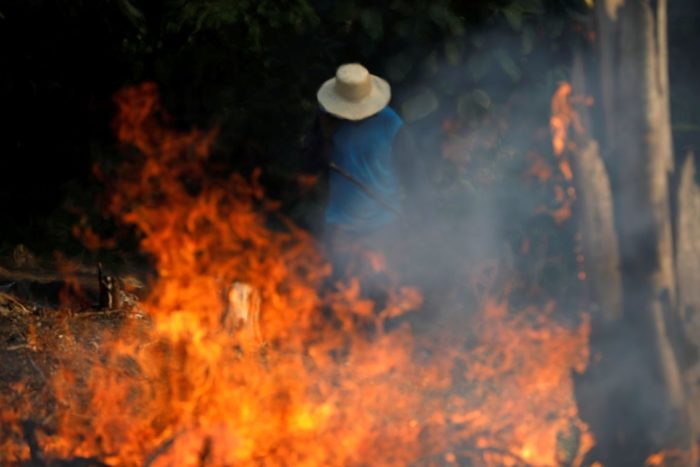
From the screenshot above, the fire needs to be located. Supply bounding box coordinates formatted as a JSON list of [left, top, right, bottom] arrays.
[[529, 81, 593, 225], [550, 82, 584, 158], [1, 83, 592, 466]]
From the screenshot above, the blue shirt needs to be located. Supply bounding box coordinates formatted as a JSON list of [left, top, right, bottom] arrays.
[[325, 107, 403, 233]]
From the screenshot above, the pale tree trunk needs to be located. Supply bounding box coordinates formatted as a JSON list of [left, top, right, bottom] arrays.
[[675, 152, 700, 438], [588, 0, 693, 464], [567, 50, 628, 465], [569, 50, 623, 326]]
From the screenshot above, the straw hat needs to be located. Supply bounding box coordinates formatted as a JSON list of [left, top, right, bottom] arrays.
[[317, 63, 391, 121]]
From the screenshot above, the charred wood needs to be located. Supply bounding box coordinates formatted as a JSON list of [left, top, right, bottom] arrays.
[[97, 263, 121, 310], [20, 420, 109, 467], [0, 260, 144, 311]]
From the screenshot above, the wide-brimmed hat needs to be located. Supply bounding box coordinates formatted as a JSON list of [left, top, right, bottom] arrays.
[[317, 63, 391, 121]]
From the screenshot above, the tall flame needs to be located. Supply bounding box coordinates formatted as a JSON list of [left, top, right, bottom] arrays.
[[2, 83, 592, 466], [535, 81, 593, 225]]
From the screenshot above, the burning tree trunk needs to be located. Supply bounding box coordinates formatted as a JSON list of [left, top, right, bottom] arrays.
[[576, 0, 696, 463]]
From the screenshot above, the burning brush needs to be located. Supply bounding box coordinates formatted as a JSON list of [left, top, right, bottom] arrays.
[[0, 83, 592, 466]]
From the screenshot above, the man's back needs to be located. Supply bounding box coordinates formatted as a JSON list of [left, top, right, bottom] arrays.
[[325, 106, 403, 233]]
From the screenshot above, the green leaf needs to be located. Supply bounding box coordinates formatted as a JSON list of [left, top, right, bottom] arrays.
[[332, 2, 357, 22], [249, 21, 262, 50], [502, 5, 523, 31], [470, 33, 485, 50], [457, 90, 491, 120], [428, 4, 449, 28], [519, 0, 544, 15], [444, 41, 462, 65], [393, 19, 411, 38], [467, 53, 492, 82], [472, 89, 491, 109], [359, 8, 383, 41], [457, 93, 474, 120], [386, 53, 414, 82], [401, 87, 439, 122], [495, 49, 521, 82], [548, 17, 565, 38], [117, 0, 146, 33], [423, 51, 439, 76]]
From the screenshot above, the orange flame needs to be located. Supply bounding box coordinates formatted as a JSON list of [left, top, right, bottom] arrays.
[[528, 81, 592, 225], [550, 82, 586, 158], [1, 83, 593, 466], [645, 448, 698, 466]]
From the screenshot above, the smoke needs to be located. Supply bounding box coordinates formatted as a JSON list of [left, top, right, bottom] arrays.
[[316, 30, 576, 318], [316, 2, 700, 461], [3, 1, 699, 463]]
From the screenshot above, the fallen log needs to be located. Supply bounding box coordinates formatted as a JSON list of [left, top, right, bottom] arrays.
[[0, 260, 145, 311]]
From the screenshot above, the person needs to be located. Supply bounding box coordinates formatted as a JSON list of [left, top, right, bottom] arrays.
[[304, 63, 424, 290]]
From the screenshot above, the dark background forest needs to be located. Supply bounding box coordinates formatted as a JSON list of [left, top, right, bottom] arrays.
[[0, 0, 699, 256]]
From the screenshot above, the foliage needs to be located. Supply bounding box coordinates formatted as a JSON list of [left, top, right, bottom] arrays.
[[668, 0, 700, 154], [7, 0, 698, 258], [114, 0, 588, 213]]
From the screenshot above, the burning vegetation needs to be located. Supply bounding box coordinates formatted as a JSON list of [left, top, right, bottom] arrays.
[[0, 83, 593, 466], [3, 1, 700, 464]]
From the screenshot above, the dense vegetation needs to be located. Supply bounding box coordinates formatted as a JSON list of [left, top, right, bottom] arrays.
[[0, 0, 698, 258]]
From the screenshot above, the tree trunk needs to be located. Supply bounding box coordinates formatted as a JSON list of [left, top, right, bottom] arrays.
[[568, 59, 627, 465], [590, 0, 692, 463], [675, 151, 700, 440], [569, 50, 623, 326]]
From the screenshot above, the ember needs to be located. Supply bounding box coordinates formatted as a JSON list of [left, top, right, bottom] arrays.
[[0, 84, 592, 466]]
